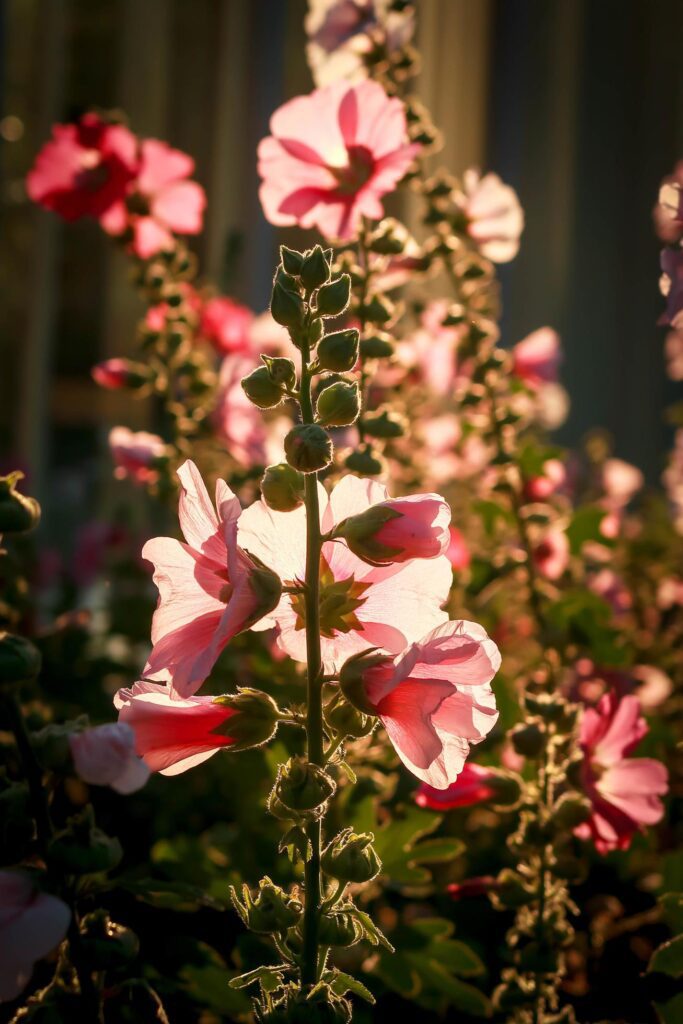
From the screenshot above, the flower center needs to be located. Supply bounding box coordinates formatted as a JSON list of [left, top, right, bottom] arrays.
[[330, 145, 375, 196], [290, 555, 370, 639], [75, 152, 110, 192]]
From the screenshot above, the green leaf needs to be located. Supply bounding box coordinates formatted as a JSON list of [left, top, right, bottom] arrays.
[[654, 993, 683, 1024], [119, 876, 224, 912], [649, 934, 683, 978], [327, 970, 376, 1004], [402, 957, 491, 1016], [565, 506, 610, 554], [348, 908, 395, 952], [229, 964, 290, 990], [181, 965, 251, 1015], [373, 806, 463, 886], [474, 499, 513, 537]]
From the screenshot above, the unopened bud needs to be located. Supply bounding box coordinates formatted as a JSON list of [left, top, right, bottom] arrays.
[[510, 720, 545, 758], [241, 366, 284, 409], [271, 280, 305, 330], [360, 294, 395, 325], [239, 877, 303, 934], [78, 910, 139, 969], [0, 473, 41, 533], [280, 245, 304, 277], [300, 245, 332, 291], [273, 757, 336, 812], [0, 632, 42, 683], [368, 218, 407, 255], [316, 381, 360, 427], [261, 463, 305, 512], [487, 770, 523, 808], [316, 275, 351, 317], [344, 446, 386, 478], [262, 355, 297, 390], [550, 792, 592, 830], [317, 329, 359, 372], [318, 910, 361, 947], [362, 408, 406, 439], [326, 699, 374, 739], [285, 424, 333, 473], [494, 868, 535, 908], [359, 333, 395, 359], [321, 828, 381, 883], [48, 806, 122, 875], [339, 649, 393, 715], [244, 555, 283, 627], [213, 688, 280, 752]]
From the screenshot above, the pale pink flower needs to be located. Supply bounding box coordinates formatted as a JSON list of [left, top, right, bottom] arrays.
[[653, 161, 683, 243], [359, 620, 500, 789], [0, 871, 70, 1003], [532, 527, 569, 580], [524, 458, 566, 502], [26, 113, 137, 223], [338, 492, 451, 564], [238, 475, 452, 670], [306, 0, 415, 87], [212, 355, 271, 468], [399, 300, 466, 397], [69, 722, 149, 794], [115, 680, 240, 775], [575, 692, 668, 853], [657, 576, 683, 609], [102, 139, 206, 258], [459, 169, 524, 263], [420, 414, 493, 488], [247, 311, 294, 354], [512, 327, 562, 386], [446, 526, 470, 571], [108, 426, 167, 485], [200, 297, 255, 355], [415, 761, 497, 810], [601, 458, 643, 510], [257, 79, 419, 240], [142, 461, 280, 697], [631, 665, 673, 711]]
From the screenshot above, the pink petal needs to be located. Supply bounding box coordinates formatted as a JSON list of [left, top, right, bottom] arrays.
[[138, 139, 195, 193], [131, 215, 174, 258], [378, 678, 453, 769], [150, 180, 206, 234]]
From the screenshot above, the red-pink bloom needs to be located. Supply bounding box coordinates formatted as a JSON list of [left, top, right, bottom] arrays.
[[460, 169, 524, 263], [69, 722, 150, 794], [512, 327, 562, 386], [524, 458, 566, 501], [200, 297, 255, 355], [102, 139, 206, 258], [142, 461, 280, 698], [575, 692, 668, 853], [360, 620, 500, 789], [446, 526, 470, 571], [238, 475, 452, 671], [92, 357, 140, 390], [0, 871, 70, 1003], [115, 681, 239, 775], [257, 79, 419, 240], [415, 762, 497, 810], [109, 426, 167, 485], [26, 113, 137, 223], [532, 527, 569, 580], [306, 0, 415, 87]]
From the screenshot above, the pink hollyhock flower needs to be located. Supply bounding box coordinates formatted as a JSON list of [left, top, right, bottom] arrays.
[[524, 458, 566, 502], [109, 426, 167, 485], [306, 0, 415, 87], [238, 475, 452, 670], [142, 461, 281, 698], [448, 876, 497, 901], [512, 327, 562, 386], [92, 358, 130, 390], [69, 722, 150, 794], [0, 871, 70, 1003], [26, 113, 137, 223], [354, 619, 500, 789], [601, 458, 643, 510], [102, 139, 206, 258], [247, 311, 293, 354], [213, 355, 270, 468], [575, 692, 668, 853], [631, 665, 672, 711], [200, 297, 255, 355], [337, 492, 451, 565], [653, 162, 683, 243], [257, 79, 419, 240], [659, 247, 683, 327], [115, 681, 241, 775], [459, 169, 524, 263], [415, 762, 497, 810], [399, 300, 467, 397], [532, 527, 569, 580], [446, 526, 470, 571]]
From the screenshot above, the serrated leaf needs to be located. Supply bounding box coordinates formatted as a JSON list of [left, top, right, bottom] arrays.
[[349, 908, 395, 952], [338, 759, 357, 783], [279, 825, 313, 864], [327, 970, 375, 1004], [374, 806, 462, 886], [403, 956, 491, 1016], [649, 934, 683, 978]]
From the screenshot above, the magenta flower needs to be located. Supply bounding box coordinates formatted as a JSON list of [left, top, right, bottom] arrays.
[[532, 526, 569, 581], [26, 113, 137, 223], [512, 327, 562, 386], [200, 297, 255, 355], [575, 692, 668, 853], [447, 876, 497, 901], [115, 681, 240, 775], [102, 139, 206, 258], [142, 461, 281, 698], [238, 475, 452, 671], [0, 871, 70, 1003], [459, 169, 524, 263], [446, 526, 471, 571], [415, 762, 497, 810], [69, 722, 150, 794], [306, 0, 415, 86], [523, 458, 566, 502], [336, 492, 451, 565], [358, 620, 500, 789], [92, 358, 130, 390], [257, 79, 419, 240], [109, 426, 167, 485]]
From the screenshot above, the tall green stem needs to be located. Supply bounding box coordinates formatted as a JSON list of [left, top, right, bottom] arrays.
[[299, 335, 325, 987]]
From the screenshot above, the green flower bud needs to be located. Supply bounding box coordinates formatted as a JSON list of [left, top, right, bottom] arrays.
[[486, 769, 523, 808], [493, 973, 535, 1011], [241, 365, 285, 409], [275, 266, 302, 293], [321, 828, 381, 883], [493, 868, 536, 908], [271, 280, 305, 330], [262, 355, 297, 390], [213, 687, 280, 752], [360, 294, 394, 325], [0, 632, 42, 683], [241, 877, 303, 934], [262, 984, 352, 1024], [306, 316, 325, 349], [300, 245, 332, 291], [0, 473, 41, 533], [48, 806, 122, 875], [317, 329, 359, 372], [316, 275, 351, 317], [261, 463, 305, 512], [285, 424, 333, 473], [318, 910, 361, 947], [32, 722, 75, 772], [344, 446, 386, 478], [359, 333, 395, 359], [325, 699, 374, 739], [316, 381, 360, 427], [280, 245, 304, 277], [549, 792, 592, 830], [510, 720, 545, 758], [273, 757, 336, 812], [368, 218, 407, 255], [339, 649, 392, 715], [362, 407, 406, 439], [78, 910, 140, 969]]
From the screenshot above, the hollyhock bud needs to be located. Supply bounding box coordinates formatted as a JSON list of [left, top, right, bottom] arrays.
[[318, 910, 361, 947], [0, 871, 71, 1003], [239, 877, 303, 934], [300, 244, 332, 291], [48, 806, 122, 876], [316, 275, 351, 317], [241, 365, 285, 409], [91, 357, 151, 391], [0, 632, 42, 683], [361, 293, 395, 325], [550, 793, 592, 830], [345, 445, 387, 477], [339, 649, 394, 715], [271, 279, 305, 331], [261, 462, 306, 512], [262, 355, 297, 390], [212, 688, 280, 752], [280, 245, 304, 277], [362, 407, 406, 439], [510, 721, 545, 758], [273, 757, 336, 812], [326, 698, 374, 738], [335, 493, 451, 566], [0, 473, 41, 533], [316, 380, 361, 427], [493, 869, 536, 909], [360, 332, 395, 359], [321, 829, 381, 883], [317, 328, 359, 372], [78, 910, 139, 970], [285, 423, 333, 473]]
